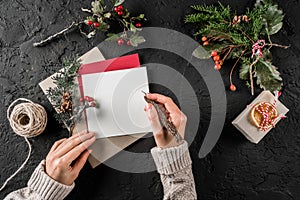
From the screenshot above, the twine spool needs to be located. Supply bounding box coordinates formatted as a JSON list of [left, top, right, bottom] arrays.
[[0, 98, 47, 191]]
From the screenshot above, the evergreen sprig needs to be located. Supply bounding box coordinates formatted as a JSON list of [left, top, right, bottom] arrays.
[[185, 0, 288, 95], [46, 57, 81, 129]]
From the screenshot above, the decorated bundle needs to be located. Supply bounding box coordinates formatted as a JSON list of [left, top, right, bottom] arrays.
[[185, 0, 289, 95]]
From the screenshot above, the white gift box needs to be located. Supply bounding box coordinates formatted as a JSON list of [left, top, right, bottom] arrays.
[[232, 91, 289, 144]]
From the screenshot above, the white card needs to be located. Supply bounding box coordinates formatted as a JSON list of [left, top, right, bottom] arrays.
[[82, 67, 152, 138]]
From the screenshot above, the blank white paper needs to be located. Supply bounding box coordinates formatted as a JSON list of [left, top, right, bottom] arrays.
[[82, 67, 152, 138]]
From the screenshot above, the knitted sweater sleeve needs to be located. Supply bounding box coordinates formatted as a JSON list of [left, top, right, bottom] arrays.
[[151, 141, 197, 200], [4, 160, 74, 200]]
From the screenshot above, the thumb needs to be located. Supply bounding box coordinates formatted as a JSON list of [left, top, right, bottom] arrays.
[[145, 104, 163, 135]]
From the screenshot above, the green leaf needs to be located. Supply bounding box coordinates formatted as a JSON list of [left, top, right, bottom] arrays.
[[261, 4, 284, 35], [104, 12, 112, 18], [114, 0, 125, 7], [137, 14, 145, 19], [130, 23, 137, 33], [254, 59, 282, 92], [192, 46, 210, 59], [130, 35, 146, 47], [255, 0, 274, 8], [267, 22, 283, 35], [106, 33, 119, 41], [123, 9, 130, 18], [239, 64, 250, 80]]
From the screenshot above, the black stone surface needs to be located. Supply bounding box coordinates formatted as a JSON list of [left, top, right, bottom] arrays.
[[1, 0, 300, 199]]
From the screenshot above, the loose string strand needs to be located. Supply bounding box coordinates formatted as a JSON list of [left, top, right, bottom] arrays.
[[0, 98, 47, 191]]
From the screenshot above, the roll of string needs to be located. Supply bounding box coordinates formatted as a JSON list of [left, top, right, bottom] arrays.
[[0, 98, 47, 191]]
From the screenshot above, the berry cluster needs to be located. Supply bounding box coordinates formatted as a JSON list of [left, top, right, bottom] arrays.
[[201, 36, 209, 46], [85, 20, 100, 28], [80, 96, 97, 107], [114, 4, 124, 16], [210, 50, 223, 71], [202, 36, 237, 92], [117, 38, 132, 46]]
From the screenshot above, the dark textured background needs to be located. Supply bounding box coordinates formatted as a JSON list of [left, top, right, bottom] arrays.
[[1, 0, 300, 199]]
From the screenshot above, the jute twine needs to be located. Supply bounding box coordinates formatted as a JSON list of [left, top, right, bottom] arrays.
[[0, 98, 47, 191]]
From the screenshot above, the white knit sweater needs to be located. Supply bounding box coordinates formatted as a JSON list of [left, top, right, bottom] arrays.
[[4, 141, 196, 200]]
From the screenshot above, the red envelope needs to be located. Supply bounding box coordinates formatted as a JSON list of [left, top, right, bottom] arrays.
[[77, 53, 140, 97]]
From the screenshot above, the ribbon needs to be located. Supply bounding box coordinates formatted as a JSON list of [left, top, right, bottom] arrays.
[[248, 91, 286, 132], [251, 39, 266, 58]]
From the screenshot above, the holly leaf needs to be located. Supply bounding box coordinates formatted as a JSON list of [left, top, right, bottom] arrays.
[[239, 64, 250, 80], [130, 34, 146, 47], [137, 14, 145, 19], [254, 59, 282, 92], [130, 23, 137, 33], [261, 3, 284, 35], [255, 0, 273, 7], [104, 12, 112, 18], [114, 0, 125, 7], [192, 46, 210, 59]]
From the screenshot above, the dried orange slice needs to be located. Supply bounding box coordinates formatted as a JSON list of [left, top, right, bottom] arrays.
[[249, 102, 278, 130]]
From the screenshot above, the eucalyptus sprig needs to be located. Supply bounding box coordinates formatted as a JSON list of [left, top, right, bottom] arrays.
[[34, 0, 146, 47], [185, 0, 289, 95]]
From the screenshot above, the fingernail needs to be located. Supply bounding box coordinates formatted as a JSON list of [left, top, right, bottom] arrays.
[[88, 149, 93, 154]]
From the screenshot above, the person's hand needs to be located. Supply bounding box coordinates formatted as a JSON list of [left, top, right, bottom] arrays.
[[144, 93, 187, 149], [45, 131, 96, 186]]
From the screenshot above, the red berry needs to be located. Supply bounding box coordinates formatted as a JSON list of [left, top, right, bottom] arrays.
[[215, 60, 223, 66], [127, 40, 131, 46], [201, 36, 207, 42], [214, 64, 221, 70], [93, 22, 100, 28], [117, 5, 123, 11], [114, 7, 118, 12], [203, 41, 209, 46], [84, 96, 90, 101], [135, 22, 142, 28], [86, 20, 93, 26], [211, 50, 217, 57], [117, 11, 123, 16], [80, 98, 84, 102], [230, 84, 236, 91], [213, 55, 220, 61], [118, 38, 124, 45]]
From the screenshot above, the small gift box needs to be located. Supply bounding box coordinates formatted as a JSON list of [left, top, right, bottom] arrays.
[[232, 91, 289, 144]]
